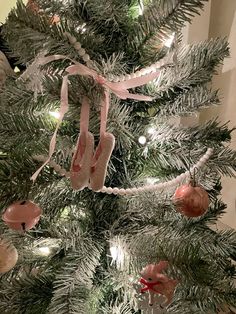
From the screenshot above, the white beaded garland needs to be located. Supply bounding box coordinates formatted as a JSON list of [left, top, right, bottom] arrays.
[[34, 147, 213, 196]]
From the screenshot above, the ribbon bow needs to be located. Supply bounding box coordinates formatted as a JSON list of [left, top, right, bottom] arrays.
[[140, 278, 162, 293], [31, 54, 161, 181]]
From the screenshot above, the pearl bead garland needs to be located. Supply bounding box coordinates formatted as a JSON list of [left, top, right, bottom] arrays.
[[63, 32, 92, 66], [33, 148, 213, 195]]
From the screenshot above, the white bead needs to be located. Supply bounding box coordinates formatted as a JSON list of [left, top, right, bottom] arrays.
[[138, 187, 145, 193], [105, 187, 112, 194], [198, 160, 204, 167], [119, 188, 126, 196], [130, 73, 136, 79], [109, 74, 114, 80], [78, 48, 86, 56], [144, 185, 152, 191], [150, 185, 157, 192], [140, 68, 147, 75], [145, 67, 152, 74], [63, 32, 70, 38], [119, 75, 125, 81], [135, 70, 141, 77], [150, 65, 156, 72], [54, 165, 61, 172], [113, 76, 119, 82], [69, 36, 77, 44], [112, 188, 119, 195], [125, 74, 131, 80], [83, 54, 90, 62], [86, 60, 93, 68], [74, 42, 82, 50], [205, 152, 212, 158], [125, 189, 133, 195], [175, 177, 182, 184]]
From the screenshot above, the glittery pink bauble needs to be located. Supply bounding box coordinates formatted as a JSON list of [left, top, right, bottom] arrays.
[[174, 184, 209, 217], [2, 201, 42, 231]]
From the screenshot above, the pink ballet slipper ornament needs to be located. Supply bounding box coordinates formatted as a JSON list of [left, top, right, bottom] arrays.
[[2, 200, 42, 231], [70, 97, 94, 190], [70, 131, 94, 190], [140, 261, 178, 306], [89, 132, 115, 192]]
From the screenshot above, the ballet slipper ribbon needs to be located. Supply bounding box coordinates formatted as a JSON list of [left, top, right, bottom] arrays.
[[31, 55, 161, 181]]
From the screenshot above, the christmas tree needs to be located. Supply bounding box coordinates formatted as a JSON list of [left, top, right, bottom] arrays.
[[0, 0, 235, 313]]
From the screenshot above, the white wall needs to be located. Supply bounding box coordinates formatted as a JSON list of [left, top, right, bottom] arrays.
[[199, 0, 236, 230], [0, 0, 27, 23]]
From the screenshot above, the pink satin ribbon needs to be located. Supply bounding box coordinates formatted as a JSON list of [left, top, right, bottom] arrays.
[[31, 55, 161, 181], [140, 278, 162, 293]]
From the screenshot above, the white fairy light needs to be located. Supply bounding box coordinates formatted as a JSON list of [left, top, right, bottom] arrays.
[[110, 245, 125, 268], [76, 23, 87, 33], [146, 177, 160, 185], [38, 247, 50, 256], [49, 111, 60, 119], [164, 32, 175, 48], [147, 127, 156, 135], [138, 0, 144, 15], [138, 136, 147, 145]]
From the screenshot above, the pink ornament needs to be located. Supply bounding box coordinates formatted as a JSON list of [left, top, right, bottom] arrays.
[[0, 239, 18, 273], [140, 261, 178, 306], [174, 183, 209, 217], [2, 200, 42, 231]]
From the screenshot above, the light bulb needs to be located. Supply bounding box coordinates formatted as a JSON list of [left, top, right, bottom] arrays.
[[49, 111, 60, 119], [164, 33, 175, 48], [110, 245, 125, 266], [138, 136, 147, 145], [76, 23, 87, 33], [146, 177, 159, 185], [138, 0, 144, 15], [147, 127, 156, 135], [38, 247, 50, 256]]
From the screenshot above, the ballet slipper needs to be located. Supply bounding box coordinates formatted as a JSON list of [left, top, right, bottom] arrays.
[[70, 131, 94, 190], [89, 132, 115, 192]]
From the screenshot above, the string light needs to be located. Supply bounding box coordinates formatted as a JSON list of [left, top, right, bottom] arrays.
[[147, 127, 156, 135], [164, 32, 175, 48], [146, 177, 159, 185], [110, 245, 125, 268], [138, 136, 147, 145], [38, 247, 50, 256], [138, 0, 144, 15], [49, 111, 60, 119], [76, 23, 87, 33]]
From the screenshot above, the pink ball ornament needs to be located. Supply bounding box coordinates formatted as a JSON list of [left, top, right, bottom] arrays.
[[174, 183, 209, 218], [0, 239, 18, 273], [2, 200, 42, 231]]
